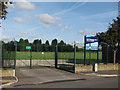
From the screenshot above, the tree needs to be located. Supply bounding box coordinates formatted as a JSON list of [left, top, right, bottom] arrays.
[[37, 39, 42, 52], [58, 40, 66, 52], [39, 39, 42, 45], [8, 41, 15, 51], [0, 1, 12, 26], [33, 39, 39, 45], [51, 39, 57, 46], [51, 39, 58, 51], [59, 40, 66, 45], [65, 44, 74, 52], [19, 38, 24, 44], [24, 39, 29, 45], [18, 38, 26, 51], [96, 17, 120, 64], [32, 39, 39, 52], [45, 40, 49, 45], [44, 40, 50, 52], [0, 40, 4, 44]]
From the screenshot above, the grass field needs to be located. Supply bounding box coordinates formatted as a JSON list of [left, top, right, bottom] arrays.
[[16, 51, 102, 60]]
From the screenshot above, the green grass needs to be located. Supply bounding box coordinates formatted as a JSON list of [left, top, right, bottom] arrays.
[[58, 52, 102, 60], [16, 51, 102, 60]]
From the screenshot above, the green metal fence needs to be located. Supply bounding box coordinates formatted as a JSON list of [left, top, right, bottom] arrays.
[[116, 47, 120, 64], [56, 43, 119, 73], [76, 49, 102, 65], [101, 44, 120, 64], [2, 42, 119, 72], [2, 43, 16, 68]]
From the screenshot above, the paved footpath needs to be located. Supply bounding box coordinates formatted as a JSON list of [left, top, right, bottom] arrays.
[[4, 67, 119, 88]]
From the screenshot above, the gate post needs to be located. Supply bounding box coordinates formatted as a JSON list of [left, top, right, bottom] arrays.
[[14, 41, 17, 76], [30, 49, 32, 69], [0, 43, 2, 68], [74, 43, 76, 73], [2, 44, 4, 68], [97, 50, 99, 64], [84, 35, 86, 65], [106, 45, 109, 64], [55, 45, 58, 68]]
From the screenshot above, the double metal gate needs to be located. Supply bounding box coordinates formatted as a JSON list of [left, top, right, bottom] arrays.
[[16, 44, 55, 68]]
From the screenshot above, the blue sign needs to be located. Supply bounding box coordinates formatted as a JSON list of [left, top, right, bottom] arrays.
[[85, 35, 99, 50]]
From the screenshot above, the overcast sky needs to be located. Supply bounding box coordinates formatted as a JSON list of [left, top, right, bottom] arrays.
[[1, 1, 118, 44]]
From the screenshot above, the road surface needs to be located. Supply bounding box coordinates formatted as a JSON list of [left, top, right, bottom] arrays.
[[6, 67, 118, 88]]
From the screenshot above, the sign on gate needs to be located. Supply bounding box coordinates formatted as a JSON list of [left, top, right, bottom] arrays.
[[26, 46, 31, 50], [85, 35, 99, 50]]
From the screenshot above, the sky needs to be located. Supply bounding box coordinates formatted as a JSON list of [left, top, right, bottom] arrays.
[[1, 1, 118, 45]]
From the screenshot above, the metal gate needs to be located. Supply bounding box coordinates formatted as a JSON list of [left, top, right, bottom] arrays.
[[16, 44, 55, 68], [57, 45, 75, 73]]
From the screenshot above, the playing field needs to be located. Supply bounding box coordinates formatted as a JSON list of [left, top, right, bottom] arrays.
[[16, 52, 102, 60]]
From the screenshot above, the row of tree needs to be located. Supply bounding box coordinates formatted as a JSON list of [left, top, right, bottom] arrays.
[[2, 38, 83, 52]]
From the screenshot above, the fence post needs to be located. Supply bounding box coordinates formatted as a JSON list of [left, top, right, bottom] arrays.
[[14, 41, 17, 76], [74, 43, 76, 73], [89, 50, 91, 65], [30, 49, 32, 69], [8, 45, 10, 67], [2, 44, 4, 68], [55, 45, 58, 68], [0, 43, 2, 68], [84, 35, 86, 65], [113, 50, 115, 64], [97, 50, 99, 64], [106, 45, 109, 64], [89, 43, 91, 65]]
